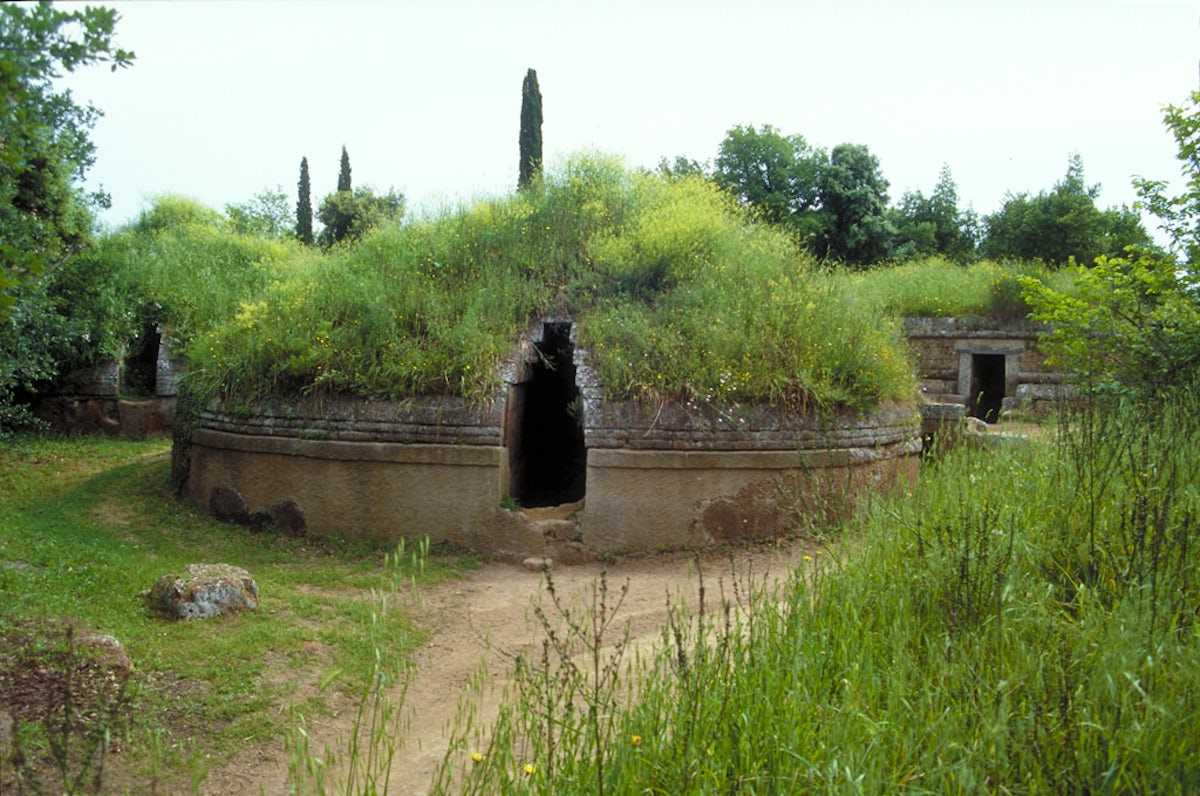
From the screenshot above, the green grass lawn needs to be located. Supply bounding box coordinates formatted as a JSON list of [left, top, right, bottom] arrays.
[[0, 434, 466, 787]]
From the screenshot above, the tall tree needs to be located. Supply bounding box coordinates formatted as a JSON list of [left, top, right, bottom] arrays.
[[815, 143, 894, 266], [337, 146, 352, 192], [316, 187, 405, 248], [983, 155, 1152, 266], [892, 164, 978, 262], [518, 68, 543, 189], [0, 2, 133, 320], [296, 157, 313, 244], [712, 124, 826, 241]]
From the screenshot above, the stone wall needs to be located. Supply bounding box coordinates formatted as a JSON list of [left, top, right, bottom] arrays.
[[578, 401, 920, 553], [183, 391, 921, 559], [903, 316, 1066, 416], [36, 356, 175, 437]]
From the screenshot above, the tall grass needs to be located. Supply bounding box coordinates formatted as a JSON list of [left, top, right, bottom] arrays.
[[444, 387, 1200, 793], [844, 256, 1080, 319], [184, 156, 915, 410], [111, 196, 301, 348]]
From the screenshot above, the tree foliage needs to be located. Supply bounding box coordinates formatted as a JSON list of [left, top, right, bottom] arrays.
[[891, 165, 979, 262], [712, 126, 894, 265], [1024, 101, 1200, 398], [316, 187, 405, 248], [814, 143, 894, 266], [983, 155, 1152, 266], [225, 186, 291, 239], [337, 146, 352, 192], [656, 156, 708, 180], [518, 68, 543, 189], [713, 124, 823, 231], [1133, 91, 1200, 264], [0, 1, 133, 320], [296, 157, 314, 245]]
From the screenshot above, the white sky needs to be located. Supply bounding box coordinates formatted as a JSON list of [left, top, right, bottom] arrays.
[[62, 0, 1199, 232]]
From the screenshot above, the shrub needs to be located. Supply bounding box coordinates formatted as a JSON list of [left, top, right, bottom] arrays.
[[0, 240, 138, 434], [1023, 251, 1200, 397]]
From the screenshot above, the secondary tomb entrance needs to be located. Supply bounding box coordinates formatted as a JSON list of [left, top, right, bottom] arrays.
[[969, 353, 1005, 423], [506, 321, 587, 508]]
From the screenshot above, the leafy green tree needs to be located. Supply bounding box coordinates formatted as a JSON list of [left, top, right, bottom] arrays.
[[337, 146, 352, 192], [519, 68, 543, 189], [815, 143, 894, 266], [316, 187, 405, 248], [225, 187, 291, 238], [1134, 92, 1200, 264], [713, 127, 896, 264], [1024, 98, 1200, 398], [0, 2, 134, 320], [892, 165, 978, 262], [656, 155, 709, 180], [983, 155, 1152, 266], [296, 157, 314, 244], [713, 124, 824, 232]]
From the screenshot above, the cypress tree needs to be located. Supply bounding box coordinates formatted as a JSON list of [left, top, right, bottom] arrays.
[[296, 156, 313, 245], [518, 68, 543, 189], [337, 145, 352, 192]]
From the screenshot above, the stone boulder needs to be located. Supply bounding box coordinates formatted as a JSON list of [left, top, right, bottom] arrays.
[[77, 631, 134, 674], [964, 416, 990, 434], [149, 564, 259, 620]]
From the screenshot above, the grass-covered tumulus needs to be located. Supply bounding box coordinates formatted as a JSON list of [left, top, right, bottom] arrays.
[[123, 155, 914, 412], [105, 154, 1086, 415]]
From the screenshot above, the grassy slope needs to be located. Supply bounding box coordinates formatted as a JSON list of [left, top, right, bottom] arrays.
[[0, 435, 464, 782]]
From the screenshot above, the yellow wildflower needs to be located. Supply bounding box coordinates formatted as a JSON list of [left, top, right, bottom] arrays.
[[470, 751, 484, 763], [523, 763, 536, 776], [630, 734, 643, 747]]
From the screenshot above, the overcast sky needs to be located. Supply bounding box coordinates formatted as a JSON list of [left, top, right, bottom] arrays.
[[63, 0, 1198, 232]]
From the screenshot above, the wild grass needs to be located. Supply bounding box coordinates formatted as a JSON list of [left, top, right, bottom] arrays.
[[443, 387, 1200, 793], [110, 168, 1089, 413], [174, 156, 914, 411], [109, 196, 302, 348], [0, 435, 459, 789], [843, 256, 1081, 319]]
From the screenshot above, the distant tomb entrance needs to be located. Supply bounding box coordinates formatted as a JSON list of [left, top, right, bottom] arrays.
[[122, 323, 161, 397], [508, 322, 587, 508], [970, 353, 1005, 423]]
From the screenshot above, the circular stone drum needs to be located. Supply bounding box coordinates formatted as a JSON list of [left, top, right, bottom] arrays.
[[181, 390, 921, 561]]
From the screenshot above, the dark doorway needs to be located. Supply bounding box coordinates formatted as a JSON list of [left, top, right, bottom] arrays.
[[122, 324, 161, 397], [969, 354, 1005, 423], [508, 323, 587, 507]]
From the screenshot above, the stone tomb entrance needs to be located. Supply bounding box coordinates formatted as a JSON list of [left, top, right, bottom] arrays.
[[505, 321, 587, 508], [121, 323, 162, 397], [969, 353, 1006, 423]]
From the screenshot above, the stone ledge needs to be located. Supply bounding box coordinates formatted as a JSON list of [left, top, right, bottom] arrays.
[[588, 438, 921, 470], [903, 316, 1045, 339], [191, 429, 502, 467], [199, 395, 504, 446], [584, 401, 919, 451]]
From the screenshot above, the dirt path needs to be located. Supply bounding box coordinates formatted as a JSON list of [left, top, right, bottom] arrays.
[[201, 539, 818, 795]]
